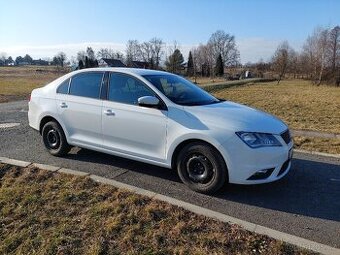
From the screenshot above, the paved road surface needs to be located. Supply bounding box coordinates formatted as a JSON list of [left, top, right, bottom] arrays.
[[1, 100, 339, 248]]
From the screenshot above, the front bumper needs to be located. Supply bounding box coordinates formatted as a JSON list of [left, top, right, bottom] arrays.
[[219, 133, 293, 184]]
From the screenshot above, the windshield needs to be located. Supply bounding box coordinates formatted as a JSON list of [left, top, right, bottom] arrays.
[[142, 74, 220, 106]]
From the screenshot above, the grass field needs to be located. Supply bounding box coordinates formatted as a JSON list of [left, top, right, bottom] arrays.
[[294, 137, 340, 154], [0, 163, 313, 255], [213, 79, 340, 134], [0, 66, 67, 103]]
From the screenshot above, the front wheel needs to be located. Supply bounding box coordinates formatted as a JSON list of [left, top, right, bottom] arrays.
[[42, 121, 71, 157], [176, 142, 227, 194]]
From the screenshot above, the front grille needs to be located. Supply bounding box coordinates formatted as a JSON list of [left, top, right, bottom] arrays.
[[277, 160, 290, 176], [280, 129, 291, 144]]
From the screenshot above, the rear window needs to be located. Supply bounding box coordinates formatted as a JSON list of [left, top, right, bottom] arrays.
[[69, 72, 103, 99], [56, 79, 70, 94]]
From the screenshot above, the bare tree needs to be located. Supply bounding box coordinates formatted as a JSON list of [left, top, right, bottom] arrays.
[[77, 51, 86, 63], [192, 44, 214, 77], [53, 52, 67, 67], [126, 40, 142, 65], [208, 30, 240, 67], [271, 41, 291, 84], [86, 47, 96, 60], [0, 52, 7, 64], [316, 28, 329, 85], [149, 37, 164, 68], [328, 26, 340, 74], [140, 41, 152, 63], [97, 48, 124, 60], [302, 28, 329, 85]]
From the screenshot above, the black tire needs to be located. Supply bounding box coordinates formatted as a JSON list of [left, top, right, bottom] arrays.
[[176, 142, 227, 194], [42, 121, 71, 157]]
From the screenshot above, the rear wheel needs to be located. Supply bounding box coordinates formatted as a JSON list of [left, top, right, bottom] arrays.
[[42, 121, 71, 156], [176, 142, 227, 194]]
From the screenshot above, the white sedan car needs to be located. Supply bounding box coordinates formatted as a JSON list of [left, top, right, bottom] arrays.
[[28, 68, 293, 193]]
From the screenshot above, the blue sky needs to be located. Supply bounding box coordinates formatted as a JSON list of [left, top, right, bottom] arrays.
[[0, 0, 339, 63]]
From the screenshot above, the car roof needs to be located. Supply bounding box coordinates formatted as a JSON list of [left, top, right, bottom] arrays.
[[72, 67, 170, 76]]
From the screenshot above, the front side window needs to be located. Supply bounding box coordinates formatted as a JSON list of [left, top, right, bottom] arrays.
[[108, 73, 155, 105], [143, 74, 220, 106], [56, 78, 70, 94], [69, 72, 103, 99]]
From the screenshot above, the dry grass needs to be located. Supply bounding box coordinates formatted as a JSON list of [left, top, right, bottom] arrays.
[[294, 137, 340, 154], [0, 66, 68, 102], [0, 163, 314, 255], [188, 76, 226, 85], [213, 79, 340, 134]]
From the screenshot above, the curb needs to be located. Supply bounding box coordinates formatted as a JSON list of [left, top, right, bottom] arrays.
[[1, 156, 339, 255], [294, 149, 340, 159]]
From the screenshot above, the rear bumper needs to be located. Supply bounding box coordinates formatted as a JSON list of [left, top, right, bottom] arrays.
[[28, 101, 40, 131]]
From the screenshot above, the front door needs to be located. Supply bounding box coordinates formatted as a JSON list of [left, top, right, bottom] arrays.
[[102, 72, 167, 161]]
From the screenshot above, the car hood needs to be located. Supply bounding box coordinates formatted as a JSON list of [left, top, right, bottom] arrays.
[[183, 101, 287, 134]]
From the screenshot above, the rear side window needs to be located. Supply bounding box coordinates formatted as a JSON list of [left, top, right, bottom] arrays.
[[108, 73, 155, 105], [69, 72, 103, 99], [56, 79, 70, 94]]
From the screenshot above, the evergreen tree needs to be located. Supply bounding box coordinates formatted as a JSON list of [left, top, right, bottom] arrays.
[[215, 53, 224, 76], [86, 47, 96, 60], [165, 49, 184, 74], [187, 51, 194, 76], [15, 56, 24, 65], [23, 54, 33, 64], [78, 60, 84, 69], [85, 56, 89, 68], [149, 57, 155, 69]]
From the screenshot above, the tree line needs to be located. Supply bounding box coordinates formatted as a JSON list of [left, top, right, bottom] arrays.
[[0, 30, 240, 78], [1, 26, 338, 86], [271, 25, 339, 86]]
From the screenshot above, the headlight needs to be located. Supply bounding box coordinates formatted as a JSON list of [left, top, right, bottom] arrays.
[[236, 132, 282, 148]]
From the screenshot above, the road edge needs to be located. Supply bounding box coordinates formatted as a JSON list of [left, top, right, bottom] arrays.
[[1, 156, 339, 255], [294, 149, 340, 159]]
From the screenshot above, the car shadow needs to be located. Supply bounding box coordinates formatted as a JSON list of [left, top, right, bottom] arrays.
[[65, 147, 180, 183], [66, 148, 340, 222], [217, 157, 340, 222]]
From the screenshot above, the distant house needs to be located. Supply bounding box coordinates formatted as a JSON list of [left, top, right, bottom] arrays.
[[98, 58, 126, 67], [17, 61, 30, 66], [32, 59, 49, 66], [129, 61, 150, 69]]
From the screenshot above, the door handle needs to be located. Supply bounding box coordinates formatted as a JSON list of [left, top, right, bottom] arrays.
[[104, 109, 115, 116], [60, 102, 68, 108]]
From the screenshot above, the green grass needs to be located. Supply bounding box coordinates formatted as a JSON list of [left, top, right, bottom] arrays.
[[0, 164, 314, 255]]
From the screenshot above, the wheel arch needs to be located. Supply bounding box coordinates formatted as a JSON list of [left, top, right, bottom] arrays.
[[170, 139, 228, 175], [39, 115, 69, 141], [39, 115, 58, 134]]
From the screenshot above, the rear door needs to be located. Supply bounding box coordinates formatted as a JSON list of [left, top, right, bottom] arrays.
[[56, 71, 104, 147], [102, 72, 167, 161]]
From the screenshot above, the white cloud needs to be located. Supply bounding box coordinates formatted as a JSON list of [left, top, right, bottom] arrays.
[[237, 37, 280, 63]]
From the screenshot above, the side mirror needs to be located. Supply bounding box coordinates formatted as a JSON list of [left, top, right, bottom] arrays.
[[138, 96, 160, 108]]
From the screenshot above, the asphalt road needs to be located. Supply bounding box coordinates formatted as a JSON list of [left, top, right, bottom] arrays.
[[1, 100, 340, 248]]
